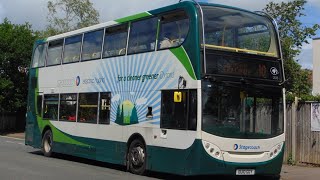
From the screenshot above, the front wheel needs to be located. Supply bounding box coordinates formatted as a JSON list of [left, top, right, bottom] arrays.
[[42, 130, 53, 157], [127, 139, 147, 175]]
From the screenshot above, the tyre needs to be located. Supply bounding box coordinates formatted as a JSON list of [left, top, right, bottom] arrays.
[[127, 139, 147, 175], [42, 130, 53, 157]]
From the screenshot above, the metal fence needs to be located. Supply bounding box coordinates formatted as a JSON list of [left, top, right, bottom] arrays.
[[284, 101, 320, 165]]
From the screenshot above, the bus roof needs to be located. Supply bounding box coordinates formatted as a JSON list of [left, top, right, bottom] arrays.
[[43, 1, 263, 43], [45, 1, 192, 42]]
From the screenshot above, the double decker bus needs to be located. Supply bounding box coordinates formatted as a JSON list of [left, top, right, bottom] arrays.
[[26, 0, 285, 177]]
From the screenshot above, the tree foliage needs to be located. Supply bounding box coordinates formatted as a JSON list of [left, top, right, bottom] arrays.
[[45, 0, 99, 36], [0, 18, 38, 112], [264, 0, 319, 96]]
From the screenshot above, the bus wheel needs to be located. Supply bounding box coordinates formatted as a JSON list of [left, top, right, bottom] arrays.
[[42, 130, 53, 157], [128, 139, 146, 175]]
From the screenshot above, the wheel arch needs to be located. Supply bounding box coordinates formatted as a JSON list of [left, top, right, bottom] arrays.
[[126, 133, 146, 151], [42, 125, 52, 138]]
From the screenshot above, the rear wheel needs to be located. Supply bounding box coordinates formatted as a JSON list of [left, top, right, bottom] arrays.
[[42, 130, 53, 157], [128, 139, 146, 175]]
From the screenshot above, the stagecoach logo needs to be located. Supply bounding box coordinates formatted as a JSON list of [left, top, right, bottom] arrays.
[[57, 76, 80, 87], [234, 144, 239, 150], [270, 67, 279, 76], [233, 144, 260, 151], [76, 76, 80, 86]]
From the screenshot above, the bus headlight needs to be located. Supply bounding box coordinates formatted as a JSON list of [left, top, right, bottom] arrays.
[[269, 142, 283, 159], [202, 140, 223, 160]]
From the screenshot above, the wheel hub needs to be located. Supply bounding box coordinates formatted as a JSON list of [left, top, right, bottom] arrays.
[[44, 136, 52, 152], [131, 146, 145, 166]]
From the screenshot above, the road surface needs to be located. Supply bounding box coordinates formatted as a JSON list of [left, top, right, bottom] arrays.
[[0, 135, 157, 180], [1, 135, 320, 180]]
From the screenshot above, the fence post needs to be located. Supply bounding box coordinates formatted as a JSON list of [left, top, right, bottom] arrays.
[[291, 97, 299, 163]]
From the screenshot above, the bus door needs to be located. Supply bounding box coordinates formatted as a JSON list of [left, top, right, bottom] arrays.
[[150, 90, 197, 171]]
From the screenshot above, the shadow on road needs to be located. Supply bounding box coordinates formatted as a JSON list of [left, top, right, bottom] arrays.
[[28, 150, 279, 180]]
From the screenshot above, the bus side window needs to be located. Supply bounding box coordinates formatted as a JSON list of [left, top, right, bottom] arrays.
[[161, 90, 188, 130], [63, 35, 82, 64], [99, 92, 111, 125], [59, 94, 77, 122], [158, 11, 189, 50], [82, 29, 104, 61], [103, 24, 128, 57], [43, 94, 59, 120], [161, 90, 197, 130], [78, 93, 99, 124], [189, 90, 197, 130], [47, 39, 63, 66], [128, 17, 158, 54], [32, 44, 46, 68], [37, 95, 43, 116]]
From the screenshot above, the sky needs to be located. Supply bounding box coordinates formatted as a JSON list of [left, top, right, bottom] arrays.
[[0, 0, 319, 69]]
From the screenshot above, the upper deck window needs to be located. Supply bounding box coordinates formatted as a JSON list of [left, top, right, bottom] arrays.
[[82, 29, 104, 61], [47, 39, 63, 66], [103, 24, 128, 57], [32, 44, 46, 68], [202, 6, 279, 58], [158, 11, 189, 50], [63, 35, 82, 64], [128, 17, 158, 54]]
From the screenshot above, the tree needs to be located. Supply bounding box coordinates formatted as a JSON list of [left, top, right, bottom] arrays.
[[264, 0, 319, 96], [130, 105, 139, 125], [45, 0, 99, 36], [0, 18, 38, 113]]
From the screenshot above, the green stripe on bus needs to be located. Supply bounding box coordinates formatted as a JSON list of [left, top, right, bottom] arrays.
[[170, 47, 197, 80], [37, 118, 90, 147], [115, 12, 152, 23], [51, 123, 90, 147]]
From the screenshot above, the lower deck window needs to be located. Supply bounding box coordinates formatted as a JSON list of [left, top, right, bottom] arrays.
[[59, 94, 77, 121], [43, 94, 59, 120], [41, 92, 111, 124], [78, 93, 98, 123], [99, 92, 111, 124]]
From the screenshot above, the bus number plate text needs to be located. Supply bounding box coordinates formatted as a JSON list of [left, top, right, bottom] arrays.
[[236, 169, 255, 175]]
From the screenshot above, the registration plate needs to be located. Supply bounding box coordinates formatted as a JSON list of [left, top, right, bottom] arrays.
[[236, 169, 255, 175]]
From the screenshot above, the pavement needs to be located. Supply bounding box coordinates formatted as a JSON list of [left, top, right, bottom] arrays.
[[281, 164, 320, 180], [2, 132, 320, 179], [1, 132, 25, 139]]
